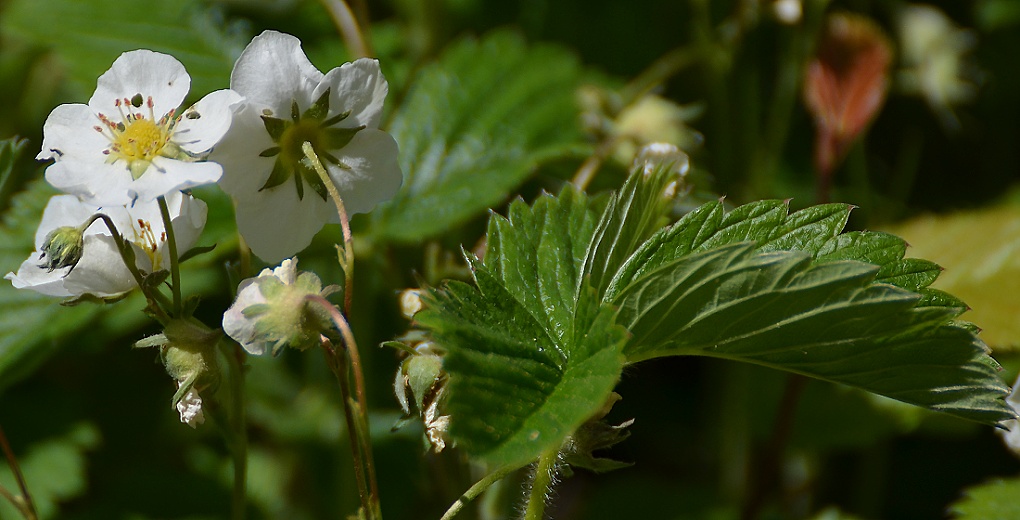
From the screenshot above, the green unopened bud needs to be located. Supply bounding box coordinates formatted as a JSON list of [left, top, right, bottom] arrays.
[[38, 224, 86, 272], [393, 341, 450, 452]]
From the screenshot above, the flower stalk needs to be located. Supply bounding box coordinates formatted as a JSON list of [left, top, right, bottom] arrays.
[[0, 424, 37, 520], [523, 450, 559, 520], [440, 464, 522, 520], [90, 212, 173, 322], [308, 294, 379, 519], [320, 0, 373, 59], [157, 195, 183, 317], [225, 342, 248, 520], [302, 141, 354, 314]]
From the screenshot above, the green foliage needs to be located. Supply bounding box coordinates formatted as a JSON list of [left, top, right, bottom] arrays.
[[950, 477, 1020, 519], [1, 0, 244, 102], [416, 188, 628, 467], [881, 205, 1020, 350], [421, 169, 1013, 471], [0, 174, 102, 392], [0, 137, 28, 203], [369, 30, 589, 243], [605, 199, 1012, 424], [0, 422, 100, 520]]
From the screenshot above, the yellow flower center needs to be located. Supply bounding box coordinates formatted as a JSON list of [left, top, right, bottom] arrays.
[[95, 94, 179, 179]]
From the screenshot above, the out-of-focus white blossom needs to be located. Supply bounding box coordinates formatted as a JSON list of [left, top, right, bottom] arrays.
[[898, 4, 979, 129]]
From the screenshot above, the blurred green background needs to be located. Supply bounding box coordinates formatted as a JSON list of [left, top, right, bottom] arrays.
[[1, 0, 1020, 518]]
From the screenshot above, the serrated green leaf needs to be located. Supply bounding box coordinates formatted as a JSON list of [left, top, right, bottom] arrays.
[[881, 205, 1020, 350], [610, 240, 1011, 424], [483, 187, 597, 343], [950, 477, 1020, 519], [370, 30, 590, 243], [608, 201, 853, 298], [1, 0, 244, 102], [418, 267, 626, 467], [581, 163, 681, 300]]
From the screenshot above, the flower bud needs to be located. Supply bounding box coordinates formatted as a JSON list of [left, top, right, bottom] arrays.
[[38, 224, 86, 272], [135, 318, 222, 429], [399, 288, 424, 319], [393, 342, 451, 452]]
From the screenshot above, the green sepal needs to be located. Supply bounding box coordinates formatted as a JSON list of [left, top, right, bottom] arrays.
[[258, 147, 281, 158], [178, 244, 216, 264], [303, 88, 331, 121], [321, 109, 351, 128], [297, 160, 329, 201], [260, 158, 292, 192], [59, 291, 131, 306], [323, 125, 365, 150], [260, 115, 288, 141]]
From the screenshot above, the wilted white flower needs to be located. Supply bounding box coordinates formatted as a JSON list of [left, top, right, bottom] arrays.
[[212, 30, 402, 263], [176, 383, 206, 428], [222, 257, 339, 355], [6, 191, 206, 299], [38, 50, 242, 206]]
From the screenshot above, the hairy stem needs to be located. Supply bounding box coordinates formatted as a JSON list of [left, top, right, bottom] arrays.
[[309, 295, 380, 519], [88, 213, 172, 323], [226, 342, 248, 520], [0, 425, 37, 520], [440, 463, 521, 520], [302, 141, 354, 315], [523, 450, 559, 520]]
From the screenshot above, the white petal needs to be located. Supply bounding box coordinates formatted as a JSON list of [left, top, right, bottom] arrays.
[[222, 278, 269, 355], [89, 50, 190, 120], [6, 255, 74, 297], [8, 234, 136, 298], [231, 30, 323, 116], [272, 257, 299, 284], [45, 159, 136, 207], [174, 89, 245, 154], [33, 195, 100, 247], [164, 192, 209, 255], [234, 178, 336, 263], [326, 129, 403, 215], [37, 104, 109, 161], [129, 159, 222, 203], [60, 235, 138, 296], [318, 58, 389, 129], [210, 104, 277, 196]]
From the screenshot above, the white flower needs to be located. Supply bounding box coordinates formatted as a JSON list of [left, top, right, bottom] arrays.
[[5, 191, 207, 299], [1000, 373, 1020, 458], [176, 383, 206, 428], [222, 257, 338, 355], [897, 5, 978, 129], [38, 50, 242, 206], [212, 30, 402, 263]]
